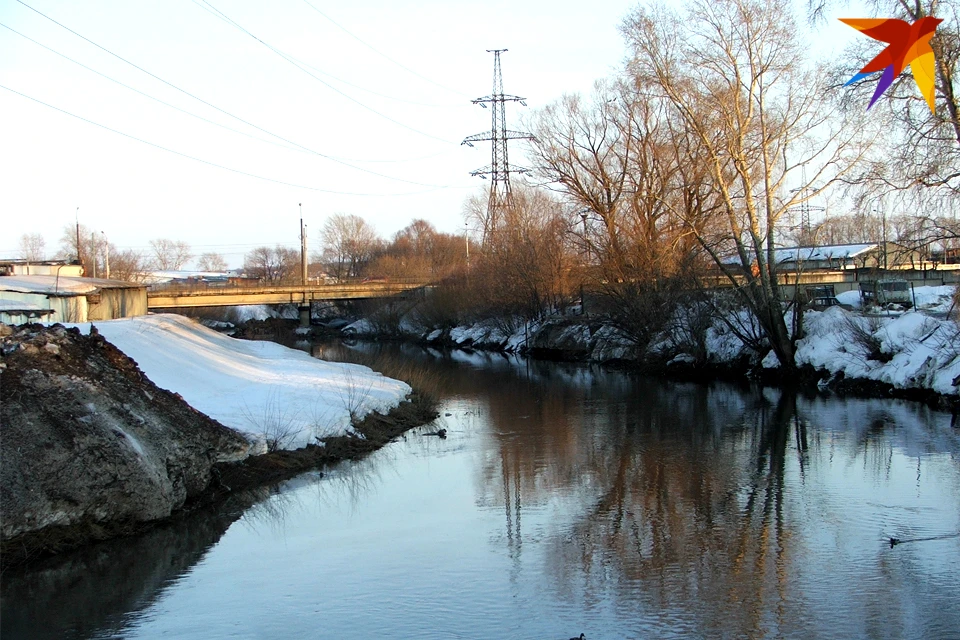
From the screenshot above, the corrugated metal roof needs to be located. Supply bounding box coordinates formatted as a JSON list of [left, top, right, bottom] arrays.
[[0, 275, 145, 295], [773, 243, 877, 263], [721, 243, 879, 265]]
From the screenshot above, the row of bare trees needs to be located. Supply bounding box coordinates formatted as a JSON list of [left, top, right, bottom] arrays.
[[14, 226, 206, 283], [240, 215, 468, 284], [438, 0, 957, 369]]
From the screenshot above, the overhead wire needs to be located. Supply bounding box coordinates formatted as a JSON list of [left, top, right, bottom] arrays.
[[0, 83, 461, 197], [12, 0, 459, 187], [299, 0, 473, 99], [190, 0, 462, 109], [1, 21, 455, 165], [196, 0, 458, 146], [0, 22, 303, 156]]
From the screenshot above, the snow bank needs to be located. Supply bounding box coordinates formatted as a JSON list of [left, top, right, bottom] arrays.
[[69, 314, 411, 451], [796, 307, 959, 395]]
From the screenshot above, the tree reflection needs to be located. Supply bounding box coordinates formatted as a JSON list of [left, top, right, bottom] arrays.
[[326, 340, 959, 638], [478, 381, 813, 637]]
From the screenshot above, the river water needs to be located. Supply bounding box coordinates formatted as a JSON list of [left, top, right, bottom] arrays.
[[3, 341, 959, 640]]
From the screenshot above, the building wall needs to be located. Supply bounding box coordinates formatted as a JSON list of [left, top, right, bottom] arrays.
[[6, 264, 84, 277], [0, 292, 87, 323], [87, 288, 148, 320]]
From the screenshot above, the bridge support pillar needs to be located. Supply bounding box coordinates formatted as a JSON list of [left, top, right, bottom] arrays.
[[298, 304, 311, 328]]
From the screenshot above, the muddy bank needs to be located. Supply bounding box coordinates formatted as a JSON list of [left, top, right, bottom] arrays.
[[0, 323, 252, 567], [204, 392, 438, 501], [0, 323, 438, 568]]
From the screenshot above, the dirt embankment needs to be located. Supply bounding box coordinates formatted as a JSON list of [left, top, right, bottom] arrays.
[[0, 324, 252, 566], [0, 323, 438, 567]]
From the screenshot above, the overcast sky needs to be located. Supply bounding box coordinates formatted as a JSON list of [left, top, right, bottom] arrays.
[[1, 0, 860, 267]]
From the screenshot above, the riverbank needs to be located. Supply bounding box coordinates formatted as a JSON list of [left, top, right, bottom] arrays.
[[327, 285, 959, 411], [0, 316, 439, 567]]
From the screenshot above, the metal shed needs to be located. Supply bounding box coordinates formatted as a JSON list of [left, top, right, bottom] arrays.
[[0, 275, 147, 324]]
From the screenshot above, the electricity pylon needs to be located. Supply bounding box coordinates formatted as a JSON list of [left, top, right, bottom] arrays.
[[462, 49, 534, 244]]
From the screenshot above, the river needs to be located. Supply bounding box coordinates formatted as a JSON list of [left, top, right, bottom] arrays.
[[3, 341, 959, 639]]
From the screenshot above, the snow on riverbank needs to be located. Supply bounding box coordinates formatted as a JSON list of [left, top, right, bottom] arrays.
[[794, 307, 960, 395], [397, 285, 958, 398], [69, 314, 411, 451]]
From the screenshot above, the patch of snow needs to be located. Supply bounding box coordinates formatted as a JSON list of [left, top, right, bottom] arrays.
[[913, 285, 956, 315], [233, 305, 274, 321], [0, 275, 97, 295], [836, 290, 862, 308], [796, 307, 959, 395], [668, 353, 696, 365], [68, 314, 411, 450], [425, 329, 443, 342], [761, 350, 780, 369], [343, 318, 374, 335]]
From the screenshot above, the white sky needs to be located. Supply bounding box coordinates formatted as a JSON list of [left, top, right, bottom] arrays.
[[1, 0, 863, 267]]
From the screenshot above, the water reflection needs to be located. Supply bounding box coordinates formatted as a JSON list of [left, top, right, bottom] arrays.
[[3, 342, 958, 639], [1, 488, 264, 640], [321, 342, 959, 638]]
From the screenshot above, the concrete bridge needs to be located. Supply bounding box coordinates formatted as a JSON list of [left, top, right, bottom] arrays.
[[147, 280, 428, 323]]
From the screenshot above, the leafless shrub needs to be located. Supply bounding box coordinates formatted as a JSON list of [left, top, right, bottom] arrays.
[[240, 390, 302, 452], [842, 315, 892, 363], [663, 295, 713, 363], [336, 366, 375, 425]]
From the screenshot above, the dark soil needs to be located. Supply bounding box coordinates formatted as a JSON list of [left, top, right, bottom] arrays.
[[0, 322, 439, 570], [201, 393, 439, 501]]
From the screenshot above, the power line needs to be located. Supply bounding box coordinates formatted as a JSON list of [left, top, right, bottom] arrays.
[[1, 21, 455, 165], [0, 22, 302, 155], [190, 0, 462, 109], [197, 0, 458, 145], [0, 83, 462, 197], [12, 0, 456, 187], [300, 0, 472, 99]]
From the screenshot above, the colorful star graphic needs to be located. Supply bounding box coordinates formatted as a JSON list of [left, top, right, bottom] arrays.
[[841, 17, 943, 113]]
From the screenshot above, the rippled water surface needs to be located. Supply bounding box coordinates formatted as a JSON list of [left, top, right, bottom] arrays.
[[3, 342, 959, 639]]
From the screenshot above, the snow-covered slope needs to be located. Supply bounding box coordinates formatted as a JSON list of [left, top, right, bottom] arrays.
[[70, 314, 411, 451], [796, 307, 960, 395]]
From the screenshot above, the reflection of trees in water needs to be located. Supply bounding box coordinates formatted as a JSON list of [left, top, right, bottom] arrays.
[[478, 379, 807, 638], [320, 340, 960, 636]]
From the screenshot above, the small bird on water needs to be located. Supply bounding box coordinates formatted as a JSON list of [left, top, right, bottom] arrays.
[[569, 635, 585, 640]]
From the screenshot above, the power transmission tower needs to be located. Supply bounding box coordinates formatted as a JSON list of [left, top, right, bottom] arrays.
[[789, 166, 825, 244], [462, 49, 534, 244]]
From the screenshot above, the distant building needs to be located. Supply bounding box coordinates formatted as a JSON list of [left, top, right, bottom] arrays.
[[721, 242, 925, 272], [0, 274, 147, 324], [0, 259, 84, 278]]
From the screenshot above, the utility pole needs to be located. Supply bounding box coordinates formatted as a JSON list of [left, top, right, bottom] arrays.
[[298, 203, 310, 328], [90, 232, 97, 279], [299, 203, 308, 286], [75, 207, 82, 268], [102, 231, 110, 279], [464, 221, 470, 267], [462, 49, 534, 244]]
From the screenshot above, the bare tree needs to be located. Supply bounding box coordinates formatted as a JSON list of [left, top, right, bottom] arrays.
[[371, 219, 467, 279], [17, 233, 46, 262], [57, 223, 90, 265], [316, 214, 382, 280], [244, 246, 299, 283], [55, 223, 146, 280], [621, 0, 873, 367], [816, 1, 960, 207], [197, 252, 228, 271], [109, 249, 148, 283], [149, 239, 193, 271], [464, 187, 576, 319]]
